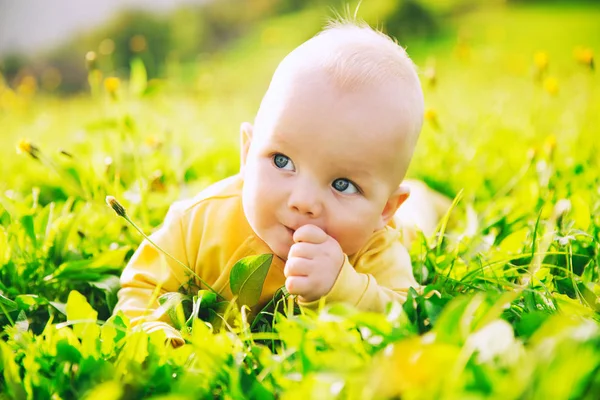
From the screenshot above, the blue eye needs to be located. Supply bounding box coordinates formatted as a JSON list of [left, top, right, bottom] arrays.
[[273, 154, 295, 171], [332, 178, 359, 194]]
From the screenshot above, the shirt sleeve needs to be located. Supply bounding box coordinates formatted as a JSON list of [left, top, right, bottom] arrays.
[[297, 229, 420, 313], [114, 204, 195, 347]]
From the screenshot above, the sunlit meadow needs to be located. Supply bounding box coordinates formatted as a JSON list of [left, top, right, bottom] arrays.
[[0, 1, 599, 399]]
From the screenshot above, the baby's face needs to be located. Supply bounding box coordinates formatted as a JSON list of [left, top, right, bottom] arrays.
[[242, 70, 412, 260]]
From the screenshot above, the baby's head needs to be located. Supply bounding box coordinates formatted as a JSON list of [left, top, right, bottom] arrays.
[[241, 21, 424, 260]]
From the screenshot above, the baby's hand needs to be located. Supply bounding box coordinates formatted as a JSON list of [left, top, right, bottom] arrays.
[[284, 224, 345, 303]]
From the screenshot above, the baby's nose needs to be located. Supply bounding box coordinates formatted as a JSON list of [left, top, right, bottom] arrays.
[[287, 184, 323, 218]]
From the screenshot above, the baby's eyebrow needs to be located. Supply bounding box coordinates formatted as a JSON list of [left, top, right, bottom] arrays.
[[266, 132, 295, 149], [334, 167, 375, 184]]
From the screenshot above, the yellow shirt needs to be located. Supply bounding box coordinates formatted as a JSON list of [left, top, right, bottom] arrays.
[[115, 175, 419, 344]]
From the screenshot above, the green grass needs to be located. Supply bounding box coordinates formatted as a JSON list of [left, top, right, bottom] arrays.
[[0, 2, 599, 399]]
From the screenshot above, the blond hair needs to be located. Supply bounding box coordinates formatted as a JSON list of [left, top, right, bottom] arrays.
[[257, 19, 424, 173]]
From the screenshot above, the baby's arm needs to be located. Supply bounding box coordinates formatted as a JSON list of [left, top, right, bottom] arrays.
[[295, 228, 419, 313], [114, 206, 193, 346]]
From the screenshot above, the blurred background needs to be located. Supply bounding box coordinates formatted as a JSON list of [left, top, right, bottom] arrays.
[[1, 0, 595, 94], [0, 0, 453, 93], [0, 0, 598, 205]]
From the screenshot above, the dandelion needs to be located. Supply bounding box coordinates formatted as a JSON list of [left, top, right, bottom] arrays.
[[543, 76, 559, 95], [574, 46, 594, 70], [543, 134, 557, 159], [17, 75, 37, 97], [534, 51, 549, 71], [105, 196, 126, 218], [16, 139, 40, 160], [105, 195, 222, 298], [104, 77, 120, 93], [104, 77, 120, 99], [145, 135, 163, 149], [424, 108, 440, 130], [424, 108, 436, 121]]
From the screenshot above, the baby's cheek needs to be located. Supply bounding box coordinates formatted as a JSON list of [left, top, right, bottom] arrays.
[[331, 225, 366, 255], [332, 211, 379, 254]]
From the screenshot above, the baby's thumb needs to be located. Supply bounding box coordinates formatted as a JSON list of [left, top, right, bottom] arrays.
[[293, 224, 328, 244]]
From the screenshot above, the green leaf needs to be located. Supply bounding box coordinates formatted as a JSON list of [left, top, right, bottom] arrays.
[[56, 339, 82, 364], [88, 275, 121, 293], [0, 293, 18, 314], [66, 290, 98, 338], [115, 331, 149, 374], [0, 341, 26, 400], [499, 227, 529, 254], [105, 311, 129, 343], [189, 290, 218, 326], [81, 381, 123, 400], [433, 294, 485, 345], [159, 292, 191, 330], [19, 214, 36, 247], [570, 193, 591, 231], [230, 254, 273, 307], [0, 227, 10, 265], [15, 294, 48, 312], [49, 301, 67, 315], [46, 247, 129, 282], [100, 322, 118, 356]]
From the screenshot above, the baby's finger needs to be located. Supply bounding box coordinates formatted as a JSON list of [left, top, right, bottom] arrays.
[[285, 276, 312, 297], [288, 242, 315, 260], [283, 257, 311, 278], [293, 224, 328, 244]]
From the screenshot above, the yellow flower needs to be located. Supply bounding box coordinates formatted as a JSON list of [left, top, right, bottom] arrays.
[[574, 46, 594, 69], [17, 75, 37, 97], [145, 135, 163, 149], [16, 139, 31, 154], [534, 51, 549, 71], [424, 108, 440, 129], [16, 139, 40, 159], [104, 77, 120, 95], [372, 336, 461, 398], [543, 134, 557, 158], [424, 108, 437, 121], [543, 76, 559, 95]]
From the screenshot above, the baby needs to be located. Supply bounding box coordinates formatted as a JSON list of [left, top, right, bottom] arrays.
[[115, 20, 439, 345]]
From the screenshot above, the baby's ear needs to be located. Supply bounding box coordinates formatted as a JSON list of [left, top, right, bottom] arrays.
[[240, 122, 253, 173], [378, 184, 410, 229]]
